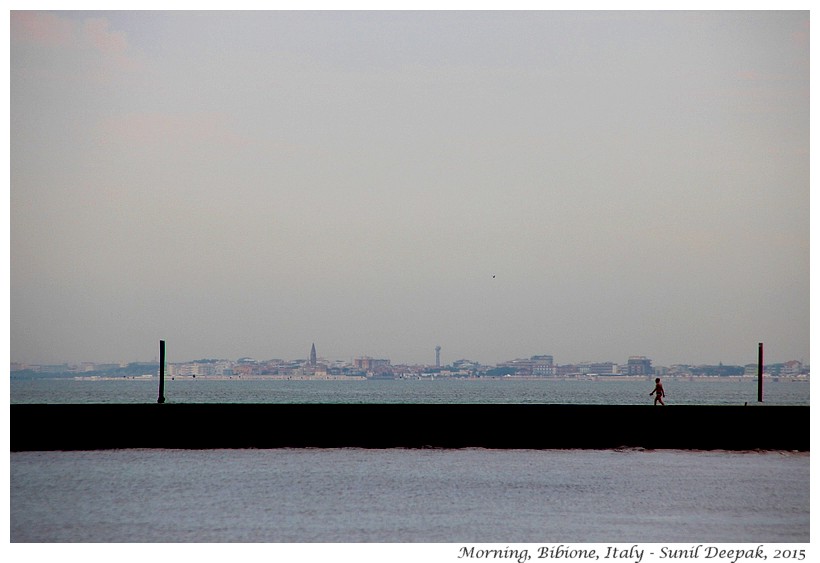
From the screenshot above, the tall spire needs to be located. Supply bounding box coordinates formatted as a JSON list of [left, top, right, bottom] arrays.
[[310, 343, 317, 366]]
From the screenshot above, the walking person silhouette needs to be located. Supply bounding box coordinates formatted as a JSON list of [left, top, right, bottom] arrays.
[[650, 378, 665, 406]]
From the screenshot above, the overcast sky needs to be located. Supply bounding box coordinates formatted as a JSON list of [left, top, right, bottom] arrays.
[[10, 10, 809, 367]]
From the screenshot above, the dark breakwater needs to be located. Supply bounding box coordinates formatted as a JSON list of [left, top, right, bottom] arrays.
[[10, 403, 809, 451]]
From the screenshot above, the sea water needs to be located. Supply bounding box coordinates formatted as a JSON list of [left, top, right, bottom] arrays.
[[10, 448, 808, 543], [9, 376, 810, 405]]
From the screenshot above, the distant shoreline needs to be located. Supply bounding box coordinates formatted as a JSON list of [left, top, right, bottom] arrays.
[[37, 374, 812, 383]]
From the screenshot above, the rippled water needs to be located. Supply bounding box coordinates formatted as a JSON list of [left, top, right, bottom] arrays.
[[9, 376, 810, 405], [10, 448, 809, 543]]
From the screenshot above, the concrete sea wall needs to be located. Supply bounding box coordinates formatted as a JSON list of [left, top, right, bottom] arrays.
[[10, 403, 809, 451]]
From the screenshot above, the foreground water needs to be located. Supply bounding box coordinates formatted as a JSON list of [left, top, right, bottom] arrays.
[[9, 376, 810, 405], [10, 448, 808, 543]]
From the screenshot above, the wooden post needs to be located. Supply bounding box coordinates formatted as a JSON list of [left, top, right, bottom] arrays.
[[158, 340, 166, 404], [757, 342, 763, 403]]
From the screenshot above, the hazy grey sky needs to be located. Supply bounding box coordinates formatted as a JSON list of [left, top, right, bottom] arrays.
[[10, 10, 809, 367]]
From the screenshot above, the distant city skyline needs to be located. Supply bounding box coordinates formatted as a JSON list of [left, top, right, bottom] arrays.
[[10, 341, 807, 369], [11, 11, 809, 368]]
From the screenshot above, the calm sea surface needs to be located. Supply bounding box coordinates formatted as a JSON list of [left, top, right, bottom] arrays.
[[10, 378, 810, 543], [9, 376, 810, 405], [10, 448, 809, 543]]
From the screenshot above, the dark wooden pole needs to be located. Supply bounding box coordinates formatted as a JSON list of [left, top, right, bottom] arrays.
[[158, 340, 166, 404], [757, 342, 763, 403]]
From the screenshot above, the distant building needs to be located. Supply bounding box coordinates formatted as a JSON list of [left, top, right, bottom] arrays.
[[214, 360, 234, 376], [452, 359, 481, 374], [354, 356, 392, 375], [554, 364, 579, 376], [170, 363, 200, 377], [532, 355, 554, 376], [498, 358, 536, 375], [35, 364, 71, 374], [310, 343, 317, 366], [579, 361, 619, 375], [233, 362, 261, 376], [781, 360, 803, 377], [626, 356, 653, 376]]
